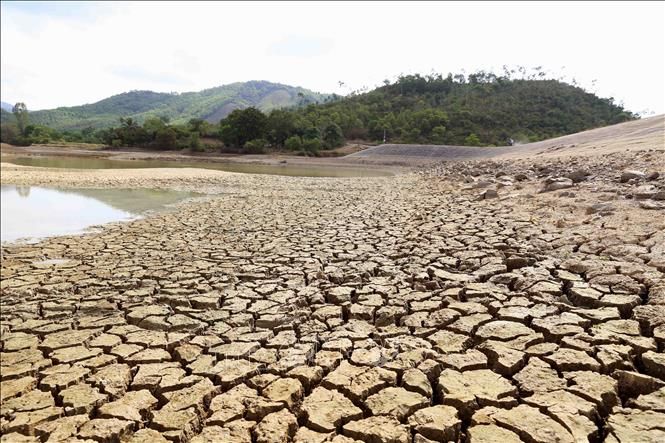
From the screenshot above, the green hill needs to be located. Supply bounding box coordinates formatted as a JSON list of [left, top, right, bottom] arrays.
[[288, 73, 637, 146], [1, 81, 327, 130], [1, 73, 638, 150]]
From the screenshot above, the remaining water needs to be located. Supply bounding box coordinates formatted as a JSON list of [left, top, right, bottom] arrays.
[[1, 185, 197, 244], [1, 154, 392, 177]]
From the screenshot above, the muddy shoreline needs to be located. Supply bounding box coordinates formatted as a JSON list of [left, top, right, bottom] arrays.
[[0, 143, 411, 172]]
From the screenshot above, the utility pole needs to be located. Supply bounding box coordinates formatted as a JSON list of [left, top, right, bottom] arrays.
[[383, 129, 386, 144]]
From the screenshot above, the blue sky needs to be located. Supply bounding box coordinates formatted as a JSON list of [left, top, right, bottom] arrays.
[[1, 1, 664, 115]]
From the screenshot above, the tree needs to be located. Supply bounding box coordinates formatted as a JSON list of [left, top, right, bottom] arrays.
[[155, 127, 177, 149], [189, 132, 202, 151], [143, 117, 167, 139], [404, 128, 421, 143], [12, 102, 29, 135], [188, 118, 205, 133], [116, 117, 148, 146], [120, 117, 139, 129], [322, 122, 344, 148], [431, 125, 446, 144], [219, 107, 267, 148], [302, 126, 320, 141], [266, 110, 296, 147]]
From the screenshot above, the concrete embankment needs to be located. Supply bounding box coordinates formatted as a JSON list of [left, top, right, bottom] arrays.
[[346, 114, 665, 164]]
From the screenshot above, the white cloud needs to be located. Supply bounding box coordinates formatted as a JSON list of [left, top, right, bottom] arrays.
[[1, 1, 663, 115]]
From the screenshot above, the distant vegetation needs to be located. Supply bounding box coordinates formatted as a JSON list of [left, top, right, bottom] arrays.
[[1, 71, 637, 153]]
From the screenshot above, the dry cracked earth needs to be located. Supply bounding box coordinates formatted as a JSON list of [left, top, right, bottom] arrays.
[[1, 148, 665, 443]]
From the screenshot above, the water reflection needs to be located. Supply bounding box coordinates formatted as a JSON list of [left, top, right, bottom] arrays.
[[1, 185, 197, 244], [16, 185, 30, 197]]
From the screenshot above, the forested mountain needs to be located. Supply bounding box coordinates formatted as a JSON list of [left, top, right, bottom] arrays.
[[0, 101, 12, 112], [0, 81, 326, 130], [286, 73, 637, 146], [1, 72, 637, 150]]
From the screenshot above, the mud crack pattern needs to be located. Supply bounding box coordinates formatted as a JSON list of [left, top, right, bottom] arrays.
[[1, 150, 664, 442]]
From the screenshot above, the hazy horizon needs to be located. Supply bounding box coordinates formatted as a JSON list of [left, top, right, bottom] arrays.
[[2, 1, 664, 115]]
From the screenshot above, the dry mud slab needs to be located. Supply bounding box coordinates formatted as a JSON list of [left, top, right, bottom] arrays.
[[1, 142, 665, 442]]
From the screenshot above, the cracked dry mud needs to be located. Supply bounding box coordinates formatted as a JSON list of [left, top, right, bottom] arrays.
[[1, 147, 665, 443]]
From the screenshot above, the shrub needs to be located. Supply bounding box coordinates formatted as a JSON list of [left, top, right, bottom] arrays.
[[189, 132, 203, 151], [302, 138, 321, 155], [243, 138, 267, 154], [0, 123, 20, 144], [464, 133, 481, 146], [284, 135, 302, 151]]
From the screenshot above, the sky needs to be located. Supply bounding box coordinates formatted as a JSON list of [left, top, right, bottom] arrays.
[[1, 1, 664, 115]]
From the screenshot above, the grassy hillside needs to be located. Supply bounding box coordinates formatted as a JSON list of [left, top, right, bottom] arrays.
[[1, 81, 326, 130], [289, 73, 637, 146]]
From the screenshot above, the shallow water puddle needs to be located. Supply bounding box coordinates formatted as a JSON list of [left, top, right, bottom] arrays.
[[1, 185, 197, 244]]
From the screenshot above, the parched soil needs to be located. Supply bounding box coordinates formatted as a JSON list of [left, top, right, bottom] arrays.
[[1, 124, 665, 442]]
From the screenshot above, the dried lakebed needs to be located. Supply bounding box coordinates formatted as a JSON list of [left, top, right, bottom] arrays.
[[0, 149, 664, 443]]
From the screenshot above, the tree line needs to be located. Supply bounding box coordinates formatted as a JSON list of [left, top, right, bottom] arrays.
[[1, 104, 344, 156], [0, 106, 216, 151]]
